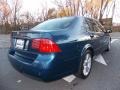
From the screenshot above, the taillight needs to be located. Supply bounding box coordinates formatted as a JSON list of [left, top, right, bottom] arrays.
[[32, 39, 61, 53]]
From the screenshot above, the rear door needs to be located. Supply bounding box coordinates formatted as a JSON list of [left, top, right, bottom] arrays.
[[93, 20, 105, 52], [85, 19, 104, 53]]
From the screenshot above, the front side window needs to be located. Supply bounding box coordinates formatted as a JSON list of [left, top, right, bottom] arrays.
[[93, 23, 102, 32], [95, 21, 105, 32], [87, 19, 104, 33]]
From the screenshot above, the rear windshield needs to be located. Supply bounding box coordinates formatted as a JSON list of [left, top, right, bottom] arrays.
[[31, 17, 76, 31]]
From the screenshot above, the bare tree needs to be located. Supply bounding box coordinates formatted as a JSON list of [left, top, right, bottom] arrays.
[[0, 0, 11, 33], [53, 0, 116, 21], [82, 0, 116, 21], [36, 1, 56, 22], [20, 11, 35, 30], [111, 0, 116, 19], [11, 0, 22, 30], [53, 0, 81, 17], [99, 0, 111, 20]]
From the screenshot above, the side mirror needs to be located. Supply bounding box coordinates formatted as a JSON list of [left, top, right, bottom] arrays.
[[105, 29, 112, 33]]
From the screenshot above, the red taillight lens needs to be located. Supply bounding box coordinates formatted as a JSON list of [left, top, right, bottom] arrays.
[[32, 39, 61, 53]]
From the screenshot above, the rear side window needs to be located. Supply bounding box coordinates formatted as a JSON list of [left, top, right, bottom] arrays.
[[84, 19, 94, 32], [31, 17, 76, 31], [85, 19, 104, 33]]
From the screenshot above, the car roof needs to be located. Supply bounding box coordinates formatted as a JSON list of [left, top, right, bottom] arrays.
[[48, 16, 98, 22], [48, 16, 83, 21]]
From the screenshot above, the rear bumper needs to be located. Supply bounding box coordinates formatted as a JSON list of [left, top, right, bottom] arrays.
[[8, 50, 57, 81], [8, 48, 80, 81]]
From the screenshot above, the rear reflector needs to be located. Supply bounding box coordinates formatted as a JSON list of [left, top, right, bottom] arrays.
[[32, 39, 61, 53]]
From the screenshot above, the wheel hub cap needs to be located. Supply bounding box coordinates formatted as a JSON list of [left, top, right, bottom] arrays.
[[83, 53, 92, 76]]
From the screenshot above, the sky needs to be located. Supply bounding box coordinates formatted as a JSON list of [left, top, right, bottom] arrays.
[[16, 0, 120, 23], [113, 0, 120, 23], [21, 0, 56, 13]]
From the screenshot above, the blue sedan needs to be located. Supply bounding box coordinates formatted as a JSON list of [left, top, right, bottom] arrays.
[[8, 16, 111, 81]]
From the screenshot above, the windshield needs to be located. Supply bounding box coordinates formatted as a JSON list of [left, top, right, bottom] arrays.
[[31, 17, 76, 31]]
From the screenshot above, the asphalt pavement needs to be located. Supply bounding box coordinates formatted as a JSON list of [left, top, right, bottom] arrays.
[[0, 33, 120, 90]]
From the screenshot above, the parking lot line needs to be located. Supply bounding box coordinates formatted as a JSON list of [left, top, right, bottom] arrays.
[[94, 54, 107, 66], [111, 39, 118, 43], [63, 39, 119, 83], [63, 75, 76, 83]]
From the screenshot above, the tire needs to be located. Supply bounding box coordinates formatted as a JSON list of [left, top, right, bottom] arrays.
[[76, 50, 93, 79], [105, 39, 111, 52]]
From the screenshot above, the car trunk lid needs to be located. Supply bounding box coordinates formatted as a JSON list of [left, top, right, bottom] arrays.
[[10, 31, 53, 63]]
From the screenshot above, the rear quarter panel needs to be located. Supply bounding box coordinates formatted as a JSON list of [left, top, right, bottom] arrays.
[[49, 20, 92, 74]]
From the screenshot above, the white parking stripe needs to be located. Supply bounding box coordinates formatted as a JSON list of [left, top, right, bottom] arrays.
[[63, 75, 76, 83], [63, 39, 118, 83], [16, 80, 22, 83], [111, 39, 118, 43], [94, 39, 119, 66], [94, 54, 107, 66]]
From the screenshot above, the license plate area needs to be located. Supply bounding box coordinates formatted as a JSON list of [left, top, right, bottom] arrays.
[[15, 39, 24, 49]]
